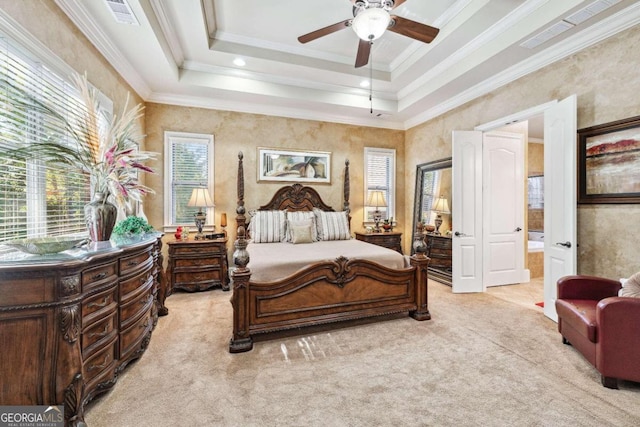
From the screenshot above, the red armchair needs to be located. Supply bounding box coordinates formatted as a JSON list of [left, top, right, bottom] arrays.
[[556, 275, 640, 389]]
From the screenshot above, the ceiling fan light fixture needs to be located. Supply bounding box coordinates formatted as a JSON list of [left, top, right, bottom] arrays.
[[352, 7, 390, 41]]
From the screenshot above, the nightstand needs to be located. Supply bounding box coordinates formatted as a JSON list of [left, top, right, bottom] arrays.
[[166, 238, 230, 293], [355, 231, 403, 254]]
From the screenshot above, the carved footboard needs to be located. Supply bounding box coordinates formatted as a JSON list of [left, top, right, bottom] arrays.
[[230, 152, 430, 353]]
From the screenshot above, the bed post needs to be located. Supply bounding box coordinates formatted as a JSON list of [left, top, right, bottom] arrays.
[[230, 151, 253, 353], [409, 248, 431, 321], [343, 159, 350, 214]]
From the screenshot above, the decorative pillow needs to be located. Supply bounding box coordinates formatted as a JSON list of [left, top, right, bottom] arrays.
[[314, 208, 350, 241], [620, 271, 640, 298], [619, 278, 628, 296], [289, 221, 314, 244], [286, 211, 318, 242], [248, 210, 286, 243]]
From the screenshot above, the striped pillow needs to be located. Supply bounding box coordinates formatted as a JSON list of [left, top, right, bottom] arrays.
[[248, 210, 286, 243], [286, 211, 318, 242], [314, 209, 350, 241]]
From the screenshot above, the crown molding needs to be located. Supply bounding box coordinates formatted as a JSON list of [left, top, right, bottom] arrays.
[[147, 92, 405, 130], [403, 1, 640, 130], [54, 0, 153, 99], [149, 0, 184, 65]]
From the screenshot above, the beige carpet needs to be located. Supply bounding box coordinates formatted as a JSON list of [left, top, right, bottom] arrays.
[[84, 280, 640, 426]]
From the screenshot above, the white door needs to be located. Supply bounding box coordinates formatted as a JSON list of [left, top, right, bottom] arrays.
[[452, 131, 483, 293], [543, 95, 577, 321], [483, 131, 526, 286]]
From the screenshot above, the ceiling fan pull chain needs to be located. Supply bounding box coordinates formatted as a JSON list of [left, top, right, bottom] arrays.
[[369, 40, 373, 114]]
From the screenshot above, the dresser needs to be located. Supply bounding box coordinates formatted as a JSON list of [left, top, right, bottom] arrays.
[[425, 233, 452, 285], [0, 236, 163, 426], [355, 231, 403, 254], [166, 238, 229, 292]]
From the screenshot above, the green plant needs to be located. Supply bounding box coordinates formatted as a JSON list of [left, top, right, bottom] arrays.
[[113, 216, 153, 236]]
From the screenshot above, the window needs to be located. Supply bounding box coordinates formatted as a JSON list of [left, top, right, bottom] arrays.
[[528, 175, 544, 209], [364, 147, 396, 224], [164, 131, 214, 230], [0, 35, 107, 252]]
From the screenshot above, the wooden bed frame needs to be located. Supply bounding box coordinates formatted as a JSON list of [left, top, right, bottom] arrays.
[[229, 152, 430, 353]]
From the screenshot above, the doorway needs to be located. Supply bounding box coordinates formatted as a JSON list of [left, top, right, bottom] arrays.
[[452, 96, 578, 322]]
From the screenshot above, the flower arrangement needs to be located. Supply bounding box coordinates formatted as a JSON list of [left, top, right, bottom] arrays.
[[4, 72, 157, 208]]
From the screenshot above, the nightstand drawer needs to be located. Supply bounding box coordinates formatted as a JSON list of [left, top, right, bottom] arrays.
[[174, 256, 221, 268]]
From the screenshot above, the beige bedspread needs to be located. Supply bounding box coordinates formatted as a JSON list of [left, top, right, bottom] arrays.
[[247, 238, 409, 282]]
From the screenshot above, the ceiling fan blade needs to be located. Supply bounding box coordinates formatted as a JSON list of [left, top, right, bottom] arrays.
[[388, 15, 439, 44], [298, 19, 351, 44], [355, 39, 371, 68], [392, 0, 408, 9]]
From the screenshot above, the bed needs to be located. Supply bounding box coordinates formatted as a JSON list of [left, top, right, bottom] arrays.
[[229, 152, 430, 353]]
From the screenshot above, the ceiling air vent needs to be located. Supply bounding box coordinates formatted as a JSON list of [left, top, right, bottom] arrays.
[[520, 0, 622, 49], [104, 0, 139, 25]]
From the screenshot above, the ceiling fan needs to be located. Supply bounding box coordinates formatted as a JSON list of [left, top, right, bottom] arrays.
[[297, 0, 440, 68]]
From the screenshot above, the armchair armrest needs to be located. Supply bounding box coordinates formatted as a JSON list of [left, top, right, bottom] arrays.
[[557, 275, 621, 300], [596, 297, 640, 378]]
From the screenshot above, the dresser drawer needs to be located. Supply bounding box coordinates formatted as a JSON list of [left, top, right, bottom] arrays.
[[119, 283, 153, 329], [82, 286, 118, 323], [120, 268, 153, 302], [83, 337, 117, 383], [82, 311, 118, 357], [82, 261, 118, 292], [119, 250, 153, 277], [120, 307, 152, 360]]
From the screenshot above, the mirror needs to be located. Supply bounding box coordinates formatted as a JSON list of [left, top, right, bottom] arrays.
[[412, 157, 452, 285]]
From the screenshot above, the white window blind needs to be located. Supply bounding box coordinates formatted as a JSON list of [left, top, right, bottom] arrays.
[[420, 170, 441, 224], [164, 132, 214, 229], [0, 36, 93, 250], [364, 147, 396, 223]]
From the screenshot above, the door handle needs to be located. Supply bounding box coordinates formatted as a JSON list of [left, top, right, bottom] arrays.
[[515, 227, 522, 232], [454, 231, 467, 237], [555, 241, 572, 248]]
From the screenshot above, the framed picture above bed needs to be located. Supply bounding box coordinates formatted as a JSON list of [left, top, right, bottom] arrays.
[[577, 114, 640, 204], [257, 147, 331, 184]]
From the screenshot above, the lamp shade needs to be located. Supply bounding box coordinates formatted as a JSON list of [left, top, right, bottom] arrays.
[[352, 7, 390, 41], [187, 188, 215, 208], [367, 190, 388, 208], [433, 196, 450, 214]]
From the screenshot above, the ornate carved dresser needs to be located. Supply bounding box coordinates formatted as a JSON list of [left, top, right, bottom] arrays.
[[0, 235, 165, 426]]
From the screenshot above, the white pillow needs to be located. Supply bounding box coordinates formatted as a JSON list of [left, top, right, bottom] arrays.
[[619, 278, 628, 296], [285, 211, 318, 242], [313, 209, 350, 241], [289, 221, 314, 244], [620, 272, 640, 298], [248, 210, 286, 243]]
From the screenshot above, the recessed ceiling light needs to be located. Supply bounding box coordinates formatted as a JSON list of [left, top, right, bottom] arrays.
[[233, 58, 246, 67], [360, 80, 370, 88]]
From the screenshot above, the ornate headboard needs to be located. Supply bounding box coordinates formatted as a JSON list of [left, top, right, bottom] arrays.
[[259, 184, 335, 212], [232, 151, 350, 273]]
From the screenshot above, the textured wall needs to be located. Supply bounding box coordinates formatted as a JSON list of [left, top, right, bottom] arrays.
[[144, 104, 405, 246], [528, 143, 544, 177], [405, 25, 640, 278]]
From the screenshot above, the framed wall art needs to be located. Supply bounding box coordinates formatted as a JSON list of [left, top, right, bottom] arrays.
[[578, 115, 640, 204], [257, 148, 331, 184]]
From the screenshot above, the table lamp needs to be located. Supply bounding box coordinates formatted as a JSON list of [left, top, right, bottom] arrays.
[[187, 187, 215, 240], [432, 195, 450, 235], [220, 212, 227, 236], [367, 190, 387, 233]]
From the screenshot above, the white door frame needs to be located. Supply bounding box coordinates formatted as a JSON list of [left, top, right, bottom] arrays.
[[474, 98, 577, 322]]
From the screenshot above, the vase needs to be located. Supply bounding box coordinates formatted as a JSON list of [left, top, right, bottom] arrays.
[[85, 192, 117, 249]]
